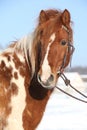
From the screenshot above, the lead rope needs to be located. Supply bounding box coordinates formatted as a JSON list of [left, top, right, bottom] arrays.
[[56, 72, 87, 103]]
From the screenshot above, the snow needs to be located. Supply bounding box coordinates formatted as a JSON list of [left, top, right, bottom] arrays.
[[57, 72, 86, 93], [37, 73, 87, 130]]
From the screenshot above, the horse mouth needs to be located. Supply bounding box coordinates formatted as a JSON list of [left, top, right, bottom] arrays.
[[37, 74, 55, 89]]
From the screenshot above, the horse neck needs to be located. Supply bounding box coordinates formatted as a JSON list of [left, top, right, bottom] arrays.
[[15, 33, 36, 77]]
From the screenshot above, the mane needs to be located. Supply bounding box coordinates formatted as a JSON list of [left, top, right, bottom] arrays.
[[12, 33, 35, 76], [42, 9, 61, 18]]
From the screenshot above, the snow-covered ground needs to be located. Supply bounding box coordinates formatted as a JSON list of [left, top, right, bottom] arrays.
[[37, 73, 87, 130]]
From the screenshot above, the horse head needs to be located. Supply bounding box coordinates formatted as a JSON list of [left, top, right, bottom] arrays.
[[30, 9, 74, 90]]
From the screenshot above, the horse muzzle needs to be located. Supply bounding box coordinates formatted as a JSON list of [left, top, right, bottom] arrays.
[[37, 73, 56, 89]]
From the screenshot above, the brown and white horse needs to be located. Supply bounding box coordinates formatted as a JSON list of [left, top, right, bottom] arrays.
[[0, 9, 73, 130]]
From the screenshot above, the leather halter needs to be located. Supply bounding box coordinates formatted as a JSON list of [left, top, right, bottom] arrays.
[[61, 41, 75, 70], [59, 25, 75, 72], [57, 25, 87, 103]]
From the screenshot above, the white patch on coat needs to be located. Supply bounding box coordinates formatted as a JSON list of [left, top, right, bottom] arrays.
[[41, 33, 56, 82], [3, 54, 26, 130]]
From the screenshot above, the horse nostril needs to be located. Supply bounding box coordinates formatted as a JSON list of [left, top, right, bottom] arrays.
[[48, 74, 54, 82]]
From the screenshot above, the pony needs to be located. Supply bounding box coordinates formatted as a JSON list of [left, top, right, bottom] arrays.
[[0, 9, 73, 130]]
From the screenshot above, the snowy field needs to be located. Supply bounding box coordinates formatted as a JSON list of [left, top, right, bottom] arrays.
[[37, 88, 87, 130]]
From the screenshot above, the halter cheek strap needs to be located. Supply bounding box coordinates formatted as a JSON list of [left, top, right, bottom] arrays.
[[60, 51, 67, 70], [60, 25, 75, 71]]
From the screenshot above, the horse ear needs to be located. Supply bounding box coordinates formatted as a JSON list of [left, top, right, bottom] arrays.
[[39, 10, 49, 24], [61, 9, 70, 25]]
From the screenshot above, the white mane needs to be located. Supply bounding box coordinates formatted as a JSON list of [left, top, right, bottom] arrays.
[[15, 33, 36, 76]]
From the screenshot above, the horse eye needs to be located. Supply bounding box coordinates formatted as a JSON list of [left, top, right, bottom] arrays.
[[60, 40, 67, 46]]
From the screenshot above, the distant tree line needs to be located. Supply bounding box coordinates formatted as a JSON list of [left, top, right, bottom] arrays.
[[66, 66, 87, 74]]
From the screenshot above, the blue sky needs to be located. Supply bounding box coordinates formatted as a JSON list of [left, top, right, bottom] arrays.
[[0, 0, 87, 67]]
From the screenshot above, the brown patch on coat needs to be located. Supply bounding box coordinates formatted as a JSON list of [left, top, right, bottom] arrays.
[[14, 72, 18, 79], [11, 82, 18, 95], [19, 65, 26, 77], [0, 60, 6, 68], [0, 61, 13, 89], [13, 52, 23, 69], [13, 52, 26, 77], [0, 57, 13, 127], [3, 52, 11, 62]]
